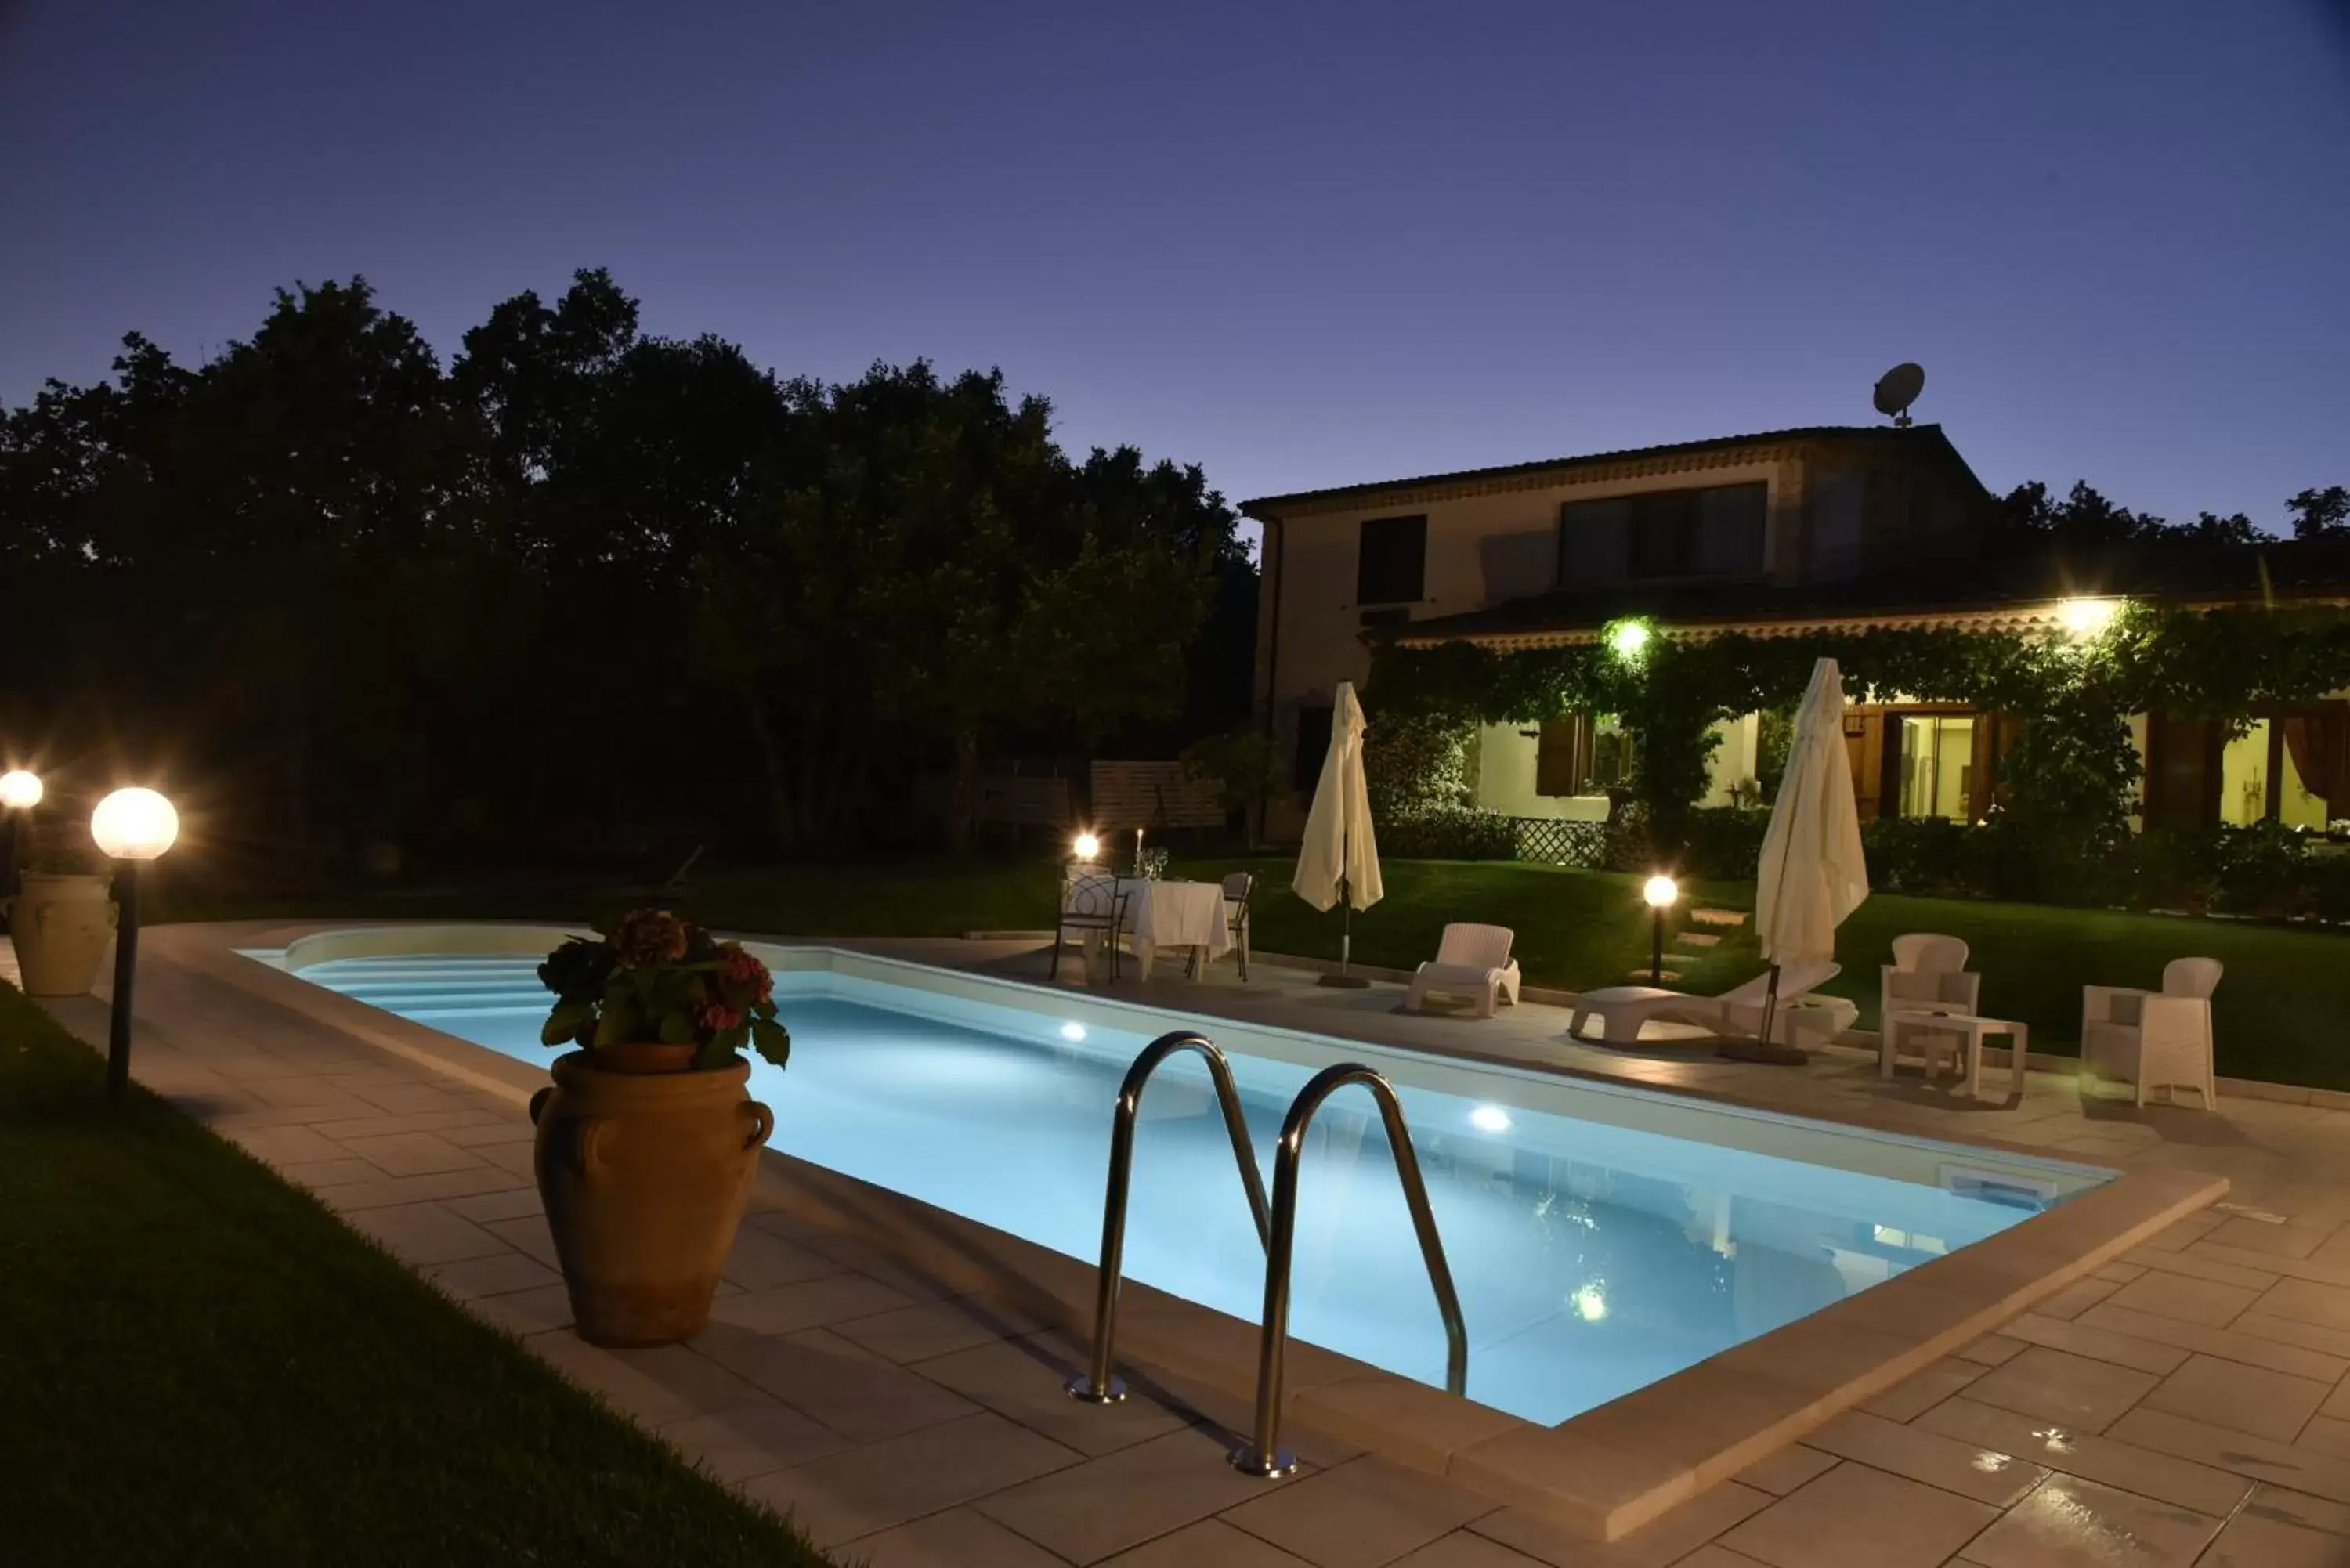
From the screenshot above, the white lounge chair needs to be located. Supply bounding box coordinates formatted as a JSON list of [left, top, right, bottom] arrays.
[[1569, 960, 1842, 1046], [2082, 957, 2222, 1108], [1403, 923, 1522, 1019]]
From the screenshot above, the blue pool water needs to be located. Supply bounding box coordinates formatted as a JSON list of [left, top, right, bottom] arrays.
[[287, 952, 2073, 1424]]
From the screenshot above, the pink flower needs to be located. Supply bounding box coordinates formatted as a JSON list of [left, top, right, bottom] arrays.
[[718, 944, 774, 1001], [696, 1000, 745, 1035]]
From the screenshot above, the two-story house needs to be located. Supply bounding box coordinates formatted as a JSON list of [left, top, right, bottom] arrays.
[[1245, 425, 2349, 843]]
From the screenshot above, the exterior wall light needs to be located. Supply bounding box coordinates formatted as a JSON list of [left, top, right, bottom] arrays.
[[2055, 597, 2123, 640], [1643, 873, 1679, 984], [91, 786, 179, 1100], [1607, 619, 1654, 662]]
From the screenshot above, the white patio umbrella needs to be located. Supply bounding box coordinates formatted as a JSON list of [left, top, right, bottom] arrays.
[[1292, 681, 1383, 983], [1751, 657, 1871, 1056]]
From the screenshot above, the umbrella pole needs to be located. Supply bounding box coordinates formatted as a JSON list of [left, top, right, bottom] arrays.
[[1723, 961, 1807, 1066], [1317, 872, 1371, 988], [1757, 963, 1783, 1047]]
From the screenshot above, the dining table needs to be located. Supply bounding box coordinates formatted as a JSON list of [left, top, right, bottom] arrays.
[[1072, 873, 1234, 977]]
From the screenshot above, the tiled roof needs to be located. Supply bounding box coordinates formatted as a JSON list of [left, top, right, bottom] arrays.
[[1241, 424, 1982, 518], [1383, 538, 2348, 649]]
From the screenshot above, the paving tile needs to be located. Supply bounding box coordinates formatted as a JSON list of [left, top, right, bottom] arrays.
[[463, 1281, 575, 1337], [976, 1425, 1293, 1565], [1220, 1455, 1495, 1568], [2120, 1248, 2280, 1292], [833, 1295, 1051, 1364], [2137, 1354, 2330, 1443], [228, 1122, 356, 1167], [425, 1250, 560, 1299], [1998, 1313, 2189, 1375], [1718, 1462, 1998, 1568], [319, 1165, 528, 1213], [695, 1324, 982, 1444], [1101, 1518, 1319, 1566], [2070, 1302, 2350, 1382], [1860, 1357, 1985, 1422], [1470, 1480, 1770, 1567], [2092, 1261, 2152, 1284], [850, 1505, 1075, 1567], [2254, 1277, 2350, 1335], [2032, 1274, 2127, 1321], [2295, 1414, 2350, 1459], [526, 1334, 771, 1427], [909, 1331, 1193, 1458], [345, 1200, 510, 1266], [482, 1214, 562, 1269], [2102, 1271, 2261, 1328], [1386, 1534, 1551, 1568], [439, 1118, 537, 1148], [2206, 1217, 2337, 1259], [1734, 1443, 1838, 1496], [1957, 1474, 2220, 1567], [721, 1223, 852, 1290], [709, 1274, 920, 1335], [1962, 1346, 2162, 1434], [1802, 1409, 2046, 1508], [1957, 1334, 2029, 1367], [660, 1402, 850, 1483], [2195, 1485, 2350, 1567], [2105, 1408, 2350, 1504], [443, 1185, 544, 1223], [742, 1411, 1078, 1547], [332, 1130, 488, 1177], [1914, 1397, 2253, 1518], [273, 1156, 391, 1188], [306, 1108, 513, 1140], [2130, 1214, 2224, 1255]]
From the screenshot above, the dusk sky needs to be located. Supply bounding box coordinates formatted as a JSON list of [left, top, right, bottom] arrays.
[[3, 1, 2345, 534]]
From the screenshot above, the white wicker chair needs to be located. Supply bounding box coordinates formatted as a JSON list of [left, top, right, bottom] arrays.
[[1403, 923, 1522, 1019], [2082, 957, 2222, 1108], [1879, 934, 1983, 1078]]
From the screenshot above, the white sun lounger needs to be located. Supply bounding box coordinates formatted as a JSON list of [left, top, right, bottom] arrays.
[[1567, 960, 1842, 1046], [1402, 923, 1523, 1020]]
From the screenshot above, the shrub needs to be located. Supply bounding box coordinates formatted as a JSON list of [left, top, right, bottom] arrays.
[[1682, 807, 1770, 880], [1379, 804, 1519, 860]]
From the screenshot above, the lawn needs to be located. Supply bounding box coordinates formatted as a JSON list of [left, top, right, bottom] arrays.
[[151, 853, 2350, 1090], [0, 981, 830, 1568]]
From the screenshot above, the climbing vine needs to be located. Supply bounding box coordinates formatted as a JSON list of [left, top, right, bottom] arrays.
[[1365, 602, 2350, 859]]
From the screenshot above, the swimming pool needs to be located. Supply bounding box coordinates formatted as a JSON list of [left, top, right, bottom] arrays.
[[273, 941, 2108, 1427]]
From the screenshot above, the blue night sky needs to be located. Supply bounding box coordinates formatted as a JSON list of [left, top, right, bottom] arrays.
[[3, 1, 2345, 533]]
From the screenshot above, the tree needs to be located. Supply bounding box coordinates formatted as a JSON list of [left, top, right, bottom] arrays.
[[2290, 486, 2350, 540]]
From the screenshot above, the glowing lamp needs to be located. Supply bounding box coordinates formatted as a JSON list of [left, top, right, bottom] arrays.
[[1643, 874, 1679, 909], [2054, 596, 2121, 640], [1072, 832, 1101, 862], [1642, 874, 1678, 985], [0, 769, 40, 809], [92, 788, 179, 861], [1607, 619, 1652, 661]]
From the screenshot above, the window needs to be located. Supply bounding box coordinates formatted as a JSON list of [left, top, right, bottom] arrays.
[[1563, 482, 1766, 583], [1293, 704, 1334, 794], [1535, 713, 1632, 796], [1356, 514, 1426, 605], [1896, 714, 1975, 821]]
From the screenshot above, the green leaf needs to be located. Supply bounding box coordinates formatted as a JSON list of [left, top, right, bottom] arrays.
[[657, 1010, 695, 1046], [750, 1017, 791, 1069], [539, 997, 595, 1047]]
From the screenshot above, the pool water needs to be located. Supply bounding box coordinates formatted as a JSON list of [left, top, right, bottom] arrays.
[[287, 952, 2070, 1425]]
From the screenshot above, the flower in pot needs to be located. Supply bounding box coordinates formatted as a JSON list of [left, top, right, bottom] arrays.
[[527, 911, 793, 1347]]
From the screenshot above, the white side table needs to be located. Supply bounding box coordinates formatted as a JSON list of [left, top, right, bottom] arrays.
[[1884, 1010, 2029, 1102]]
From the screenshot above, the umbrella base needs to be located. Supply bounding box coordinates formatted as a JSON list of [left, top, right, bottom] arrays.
[[1316, 974, 1372, 989]]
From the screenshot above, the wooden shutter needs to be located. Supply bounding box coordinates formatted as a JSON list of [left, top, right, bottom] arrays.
[[1535, 716, 1592, 797]]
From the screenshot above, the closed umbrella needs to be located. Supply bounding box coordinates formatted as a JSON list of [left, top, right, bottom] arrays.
[[1750, 657, 1870, 1057], [1292, 681, 1383, 985]]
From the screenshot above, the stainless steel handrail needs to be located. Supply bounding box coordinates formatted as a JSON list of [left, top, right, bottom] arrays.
[[1066, 1030, 1272, 1404], [1230, 1062, 1468, 1479]]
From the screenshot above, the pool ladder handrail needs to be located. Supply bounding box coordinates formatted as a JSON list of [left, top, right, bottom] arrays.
[[1067, 1030, 1273, 1405], [1230, 1062, 1468, 1479]]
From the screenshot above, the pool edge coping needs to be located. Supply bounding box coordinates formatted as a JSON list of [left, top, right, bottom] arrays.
[[164, 919, 2228, 1541]]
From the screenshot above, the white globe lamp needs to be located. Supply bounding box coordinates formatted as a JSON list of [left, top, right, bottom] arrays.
[[0, 769, 41, 810], [92, 786, 179, 1100]]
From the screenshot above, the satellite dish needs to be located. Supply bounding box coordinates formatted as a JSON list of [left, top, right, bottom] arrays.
[[1873, 362, 1925, 427]]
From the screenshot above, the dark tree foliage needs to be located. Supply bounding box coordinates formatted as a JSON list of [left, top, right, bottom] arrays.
[[0, 273, 1250, 880]]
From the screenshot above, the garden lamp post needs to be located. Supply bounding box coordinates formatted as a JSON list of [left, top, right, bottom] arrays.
[[92, 787, 179, 1102], [0, 768, 38, 911], [1643, 874, 1679, 985]]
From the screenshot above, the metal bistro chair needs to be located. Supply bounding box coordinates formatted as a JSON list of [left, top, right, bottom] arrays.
[[1053, 863, 1130, 983], [1188, 871, 1255, 981]]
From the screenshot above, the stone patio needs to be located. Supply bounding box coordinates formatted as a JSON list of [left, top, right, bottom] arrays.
[[14, 921, 2350, 1566]]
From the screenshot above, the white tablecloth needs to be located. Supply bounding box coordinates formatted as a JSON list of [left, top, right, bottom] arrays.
[[1074, 875, 1232, 975]]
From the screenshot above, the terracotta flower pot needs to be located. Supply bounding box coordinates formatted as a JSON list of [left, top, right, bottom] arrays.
[[5, 873, 117, 997], [529, 1050, 774, 1347]]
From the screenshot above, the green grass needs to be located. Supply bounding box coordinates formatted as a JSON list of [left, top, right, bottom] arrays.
[[152, 851, 2350, 1090], [0, 981, 831, 1568]]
